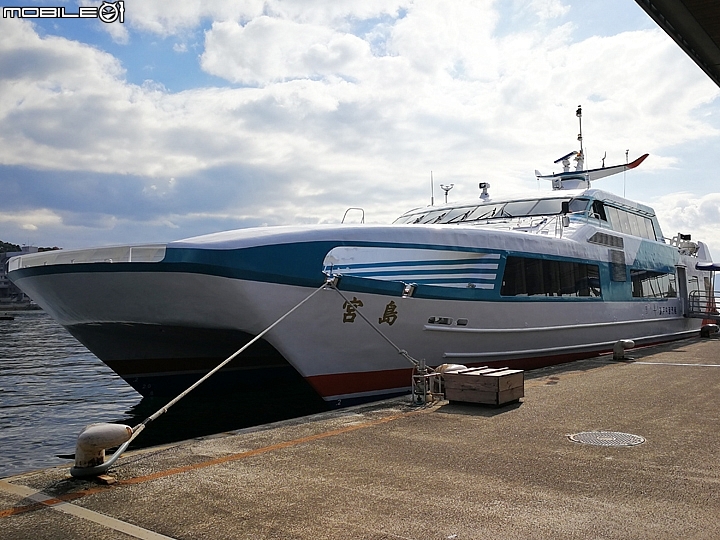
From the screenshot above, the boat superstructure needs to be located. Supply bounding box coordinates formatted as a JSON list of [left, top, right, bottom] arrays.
[[8, 111, 718, 405]]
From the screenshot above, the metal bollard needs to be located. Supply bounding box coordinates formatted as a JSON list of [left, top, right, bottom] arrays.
[[72, 423, 132, 471], [613, 339, 635, 360]]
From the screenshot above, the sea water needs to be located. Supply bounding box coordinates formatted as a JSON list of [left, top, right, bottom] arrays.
[[0, 311, 327, 478]]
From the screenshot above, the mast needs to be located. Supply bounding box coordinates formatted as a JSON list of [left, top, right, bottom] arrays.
[[430, 171, 434, 206], [576, 105, 584, 171], [536, 106, 649, 191]]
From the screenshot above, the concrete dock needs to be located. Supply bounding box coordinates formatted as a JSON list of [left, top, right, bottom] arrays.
[[2, 337, 720, 539]]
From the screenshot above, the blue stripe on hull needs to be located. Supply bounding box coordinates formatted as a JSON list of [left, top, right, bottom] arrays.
[[10, 237, 684, 303]]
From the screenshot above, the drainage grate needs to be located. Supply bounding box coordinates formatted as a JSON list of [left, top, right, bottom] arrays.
[[568, 431, 645, 447]]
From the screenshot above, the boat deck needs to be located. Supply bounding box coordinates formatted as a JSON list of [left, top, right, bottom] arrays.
[[2, 336, 720, 539]]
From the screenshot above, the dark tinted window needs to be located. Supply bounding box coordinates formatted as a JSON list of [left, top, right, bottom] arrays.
[[631, 270, 677, 298], [466, 203, 504, 221], [529, 199, 568, 216], [501, 256, 601, 297], [438, 206, 478, 223], [567, 198, 589, 213], [501, 200, 540, 217]]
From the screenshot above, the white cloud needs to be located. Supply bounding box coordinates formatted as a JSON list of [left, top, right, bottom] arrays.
[[527, 0, 571, 20], [118, 0, 265, 35], [265, 0, 407, 25], [119, 0, 407, 34], [3, 11, 717, 184], [387, 1, 500, 78], [653, 193, 720, 258], [0, 3, 719, 248], [200, 17, 371, 85], [0, 208, 63, 229]]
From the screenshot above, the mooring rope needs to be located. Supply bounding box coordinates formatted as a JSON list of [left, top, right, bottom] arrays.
[[72, 276, 429, 477], [325, 278, 424, 370], [71, 281, 329, 477], [130, 281, 331, 441]]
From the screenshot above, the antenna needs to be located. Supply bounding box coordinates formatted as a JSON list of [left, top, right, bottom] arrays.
[[574, 105, 585, 172], [576, 105, 583, 155], [601, 151, 606, 168], [624, 149, 629, 198], [430, 171, 434, 206], [440, 184, 454, 204]]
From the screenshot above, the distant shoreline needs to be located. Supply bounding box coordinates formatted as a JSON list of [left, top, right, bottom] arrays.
[[0, 302, 42, 312]]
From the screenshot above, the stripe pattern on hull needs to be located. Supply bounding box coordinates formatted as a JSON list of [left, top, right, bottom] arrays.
[[323, 247, 501, 289]]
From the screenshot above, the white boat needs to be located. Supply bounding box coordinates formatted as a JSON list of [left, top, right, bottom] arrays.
[[8, 112, 719, 405]]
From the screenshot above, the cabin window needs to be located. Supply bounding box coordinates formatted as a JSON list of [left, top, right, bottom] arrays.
[[642, 218, 657, 240], [567, 198, 590, 213], [604, 205, 657, 240], [415, 209, 450, 224], [631, 270, 677, 298], [439, 206, 476, 223], [465, 203, 503, 221], [639, 214, 656, 239], [395, 197, 586, 225], [500, 200, 538, 217], [617, 208, 631, 234], [592, 201, 607, 221], [393, 213, 420, 224], [501, 256, 601, 297], [604, 205, 618, 225], [627, 213, 641, 237], [527, 198, 568, 216]]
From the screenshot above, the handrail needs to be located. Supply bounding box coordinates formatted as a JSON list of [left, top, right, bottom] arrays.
[[341, 208, 365, 224], [688, 290, 719, 317]]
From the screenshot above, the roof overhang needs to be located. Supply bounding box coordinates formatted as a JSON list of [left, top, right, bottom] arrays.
[[635, 0, 720, 88]]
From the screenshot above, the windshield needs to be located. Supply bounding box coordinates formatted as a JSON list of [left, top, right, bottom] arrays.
[[393, 197, 586, 225]]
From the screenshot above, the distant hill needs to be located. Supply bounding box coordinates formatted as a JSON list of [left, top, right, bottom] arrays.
[[1, 241, 21, 253], [0, 241, 61, 254]]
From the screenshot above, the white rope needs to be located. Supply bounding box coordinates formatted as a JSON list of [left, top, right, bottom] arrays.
[[72, 281, 329, 477], [326, 280, 435, 405], [72, 277, 429, 477], [326, 280, 423, 369], [132, 281, 329, 439]]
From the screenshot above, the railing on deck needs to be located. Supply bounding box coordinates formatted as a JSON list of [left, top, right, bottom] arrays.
[[7, 245, 166, 271], [688, 290, 720, 322]]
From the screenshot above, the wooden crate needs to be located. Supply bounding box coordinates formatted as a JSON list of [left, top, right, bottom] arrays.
[[443, 367, 524, 405]]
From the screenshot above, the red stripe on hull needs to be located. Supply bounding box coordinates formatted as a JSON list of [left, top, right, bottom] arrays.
[[305, 351, 601, 399], [305, 334, 694, 399], [307, 368, 413, 397]]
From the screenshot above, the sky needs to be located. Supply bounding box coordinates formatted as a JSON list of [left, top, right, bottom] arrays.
[[0, 0, 719, 257]]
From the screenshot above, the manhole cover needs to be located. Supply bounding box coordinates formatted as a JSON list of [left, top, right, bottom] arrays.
[[568, 431, 645, 447]]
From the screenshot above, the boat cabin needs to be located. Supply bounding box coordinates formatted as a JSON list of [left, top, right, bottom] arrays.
[[393, 189, 664, 243], [390, 188, 703, 303]]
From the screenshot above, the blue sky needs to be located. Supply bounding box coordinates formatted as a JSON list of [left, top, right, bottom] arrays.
[[1, 0, 719, 256]]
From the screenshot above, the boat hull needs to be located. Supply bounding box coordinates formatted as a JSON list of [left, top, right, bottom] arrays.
[[64, 322, 306, 398], [10, 263, 702, 403]]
